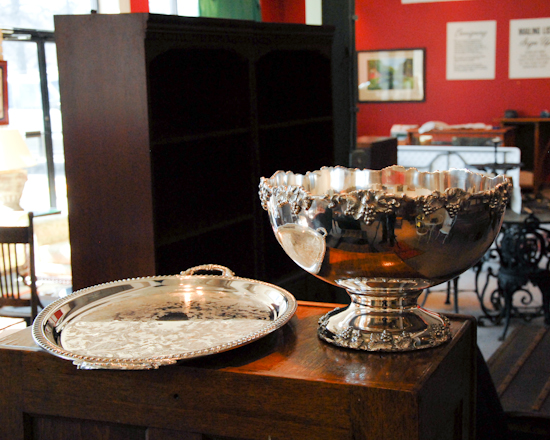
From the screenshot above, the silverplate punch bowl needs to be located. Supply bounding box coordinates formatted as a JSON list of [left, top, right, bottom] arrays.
[[259, 165, 510, 352]]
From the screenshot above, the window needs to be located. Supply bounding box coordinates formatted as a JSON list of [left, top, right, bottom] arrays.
[[149, 0, 199, 15], [1, 0, 90, 211]]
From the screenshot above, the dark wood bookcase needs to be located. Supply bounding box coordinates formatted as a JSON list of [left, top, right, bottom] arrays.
[[55, 13, 339, 297]]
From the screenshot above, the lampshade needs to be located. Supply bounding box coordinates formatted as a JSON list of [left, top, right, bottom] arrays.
[[0, 129, 36, 171]]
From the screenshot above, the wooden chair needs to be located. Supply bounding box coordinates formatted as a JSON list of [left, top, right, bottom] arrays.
[[0, 212, 40, 325]]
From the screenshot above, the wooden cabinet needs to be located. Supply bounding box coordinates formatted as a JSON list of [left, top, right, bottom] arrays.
[[406, 127, 515, 147], [0, 302, 476, 440], [351, 136, 398, 169], [55, 14, 337, 293], [498, 118, 550, 192]]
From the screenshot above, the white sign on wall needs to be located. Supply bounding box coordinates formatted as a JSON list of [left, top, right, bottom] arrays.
[[446, 20, 496, 80], [509, 18, 550, 79]]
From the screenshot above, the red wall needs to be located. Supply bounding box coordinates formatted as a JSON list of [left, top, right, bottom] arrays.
[[261, 0, 305, 23], [130, 0, 149, 12], [356, 0, 550, 136]]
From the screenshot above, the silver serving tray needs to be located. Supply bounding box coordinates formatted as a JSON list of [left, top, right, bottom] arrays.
[[32, 265, 297, 370]]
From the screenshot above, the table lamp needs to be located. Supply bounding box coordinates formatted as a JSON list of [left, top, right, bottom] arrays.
[[0, 129, 36, 210]]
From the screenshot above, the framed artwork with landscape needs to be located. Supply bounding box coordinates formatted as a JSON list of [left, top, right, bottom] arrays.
[[357, 48, 425, 102]]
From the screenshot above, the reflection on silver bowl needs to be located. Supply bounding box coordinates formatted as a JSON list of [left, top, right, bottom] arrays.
[[260, 165, 510, 352]]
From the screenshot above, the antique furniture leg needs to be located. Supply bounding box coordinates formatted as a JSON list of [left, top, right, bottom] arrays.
[[497, 270, 527, 341], [531, 270, 550, 326], [445, 277, 459, 313]]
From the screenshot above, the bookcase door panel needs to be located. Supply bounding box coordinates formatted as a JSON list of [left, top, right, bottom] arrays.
[[259, 121, 335, 177], [256, 50, 333, 125], [156, 219, 255, 278], [148, 48, 251, 141], [151, 133, 255, 243]]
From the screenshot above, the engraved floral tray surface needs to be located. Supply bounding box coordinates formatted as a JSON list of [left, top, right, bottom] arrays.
[[32, 265, 297, 370]]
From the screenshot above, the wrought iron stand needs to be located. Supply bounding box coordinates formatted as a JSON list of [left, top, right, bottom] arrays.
[[476, 205, 550, 340]]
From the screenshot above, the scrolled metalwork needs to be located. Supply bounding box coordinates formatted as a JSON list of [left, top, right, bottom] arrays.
[[259, 166, 510, 226], [476, 210, 550, 340]]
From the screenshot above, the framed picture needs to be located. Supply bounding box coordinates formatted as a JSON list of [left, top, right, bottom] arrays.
[[357, 49, 425, 102], [0, 61, 8, 125]]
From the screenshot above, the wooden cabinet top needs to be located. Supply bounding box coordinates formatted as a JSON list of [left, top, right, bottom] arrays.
[[406, 126, 515, 146], [499, 118, 550, 123], [0, 301, 474, 388], [407, 126, 514, 136], [0, 302, 476, 440]]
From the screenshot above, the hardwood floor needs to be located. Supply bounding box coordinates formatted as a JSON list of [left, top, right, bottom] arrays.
[[419, 266, 524, 360]]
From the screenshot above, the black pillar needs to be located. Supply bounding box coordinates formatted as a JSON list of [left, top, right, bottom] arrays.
[[322, 0, 357, 166]]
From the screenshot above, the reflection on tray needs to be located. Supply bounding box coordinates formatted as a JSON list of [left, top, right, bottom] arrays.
[[61, 319, 269, 359]]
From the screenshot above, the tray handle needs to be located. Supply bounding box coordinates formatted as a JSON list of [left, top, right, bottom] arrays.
[[181, 264, 235, 277], [75, 359, 178, 370]]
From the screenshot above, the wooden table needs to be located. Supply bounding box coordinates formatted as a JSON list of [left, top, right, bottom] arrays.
[[406, 127, 515, 147], [0, 302, 477, 440]]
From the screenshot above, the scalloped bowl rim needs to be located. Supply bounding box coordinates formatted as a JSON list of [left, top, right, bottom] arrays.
[[262, 165, 509, 198]]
